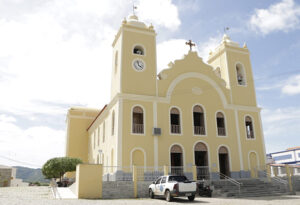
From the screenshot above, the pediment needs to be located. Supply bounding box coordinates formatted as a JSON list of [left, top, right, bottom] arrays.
[[158, 51, 226, 87]]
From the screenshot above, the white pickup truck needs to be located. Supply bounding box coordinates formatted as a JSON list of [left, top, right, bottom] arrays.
[[148, 175, 197, 202]]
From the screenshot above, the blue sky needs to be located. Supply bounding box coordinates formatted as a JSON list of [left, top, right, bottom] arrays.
[[0, 0, 299, 168]]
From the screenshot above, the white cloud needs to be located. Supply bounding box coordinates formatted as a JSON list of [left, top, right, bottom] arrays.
[[0, 117, 65, 168], [281, 74, 300, 95], [157, 39, 189, 72], [156, 36, 221, 73], [197, 36, 220, 62], [262, 107, 300, 153], [136, 0, 180, 30], [249, 0, 300, 35], [0, 114, 16, 123], [0, 0, 181, 167]]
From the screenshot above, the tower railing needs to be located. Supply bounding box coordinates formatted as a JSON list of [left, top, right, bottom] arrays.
[[194, 126, 205, 135], [171, 125, 181, 134], [217, 127, 226, 136]]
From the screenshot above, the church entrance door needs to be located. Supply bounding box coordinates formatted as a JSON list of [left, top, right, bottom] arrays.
[[194, 142, 209, 179], [170, 145, 183, 175], [218, 146, 230, 178]]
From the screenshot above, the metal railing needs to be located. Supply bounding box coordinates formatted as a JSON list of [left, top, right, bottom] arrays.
[[171, 125, 181, 134], [259, 166, 288, 188], [215, 172, 242, 195], [136, 166, 164, 181], [194, 126, 205, 135], [217, 127, 226, 136], [170, 166, 184, 176], [132, 124, 144, 134], [50, 178, 61, 199], [196, 166, 210, 180]]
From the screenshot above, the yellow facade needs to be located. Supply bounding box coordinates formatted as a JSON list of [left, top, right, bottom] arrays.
[[65, 15, 266, 179]]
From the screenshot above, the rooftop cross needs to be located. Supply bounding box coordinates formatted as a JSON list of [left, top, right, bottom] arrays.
[[185, 40, 195, 51]]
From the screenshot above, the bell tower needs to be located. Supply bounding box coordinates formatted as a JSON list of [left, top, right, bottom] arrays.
[[111, 15, 157, 100], [207, 35, 257, 106]]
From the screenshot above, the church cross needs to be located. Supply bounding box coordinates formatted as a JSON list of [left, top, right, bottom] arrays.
[[185, 40, 195, 51]]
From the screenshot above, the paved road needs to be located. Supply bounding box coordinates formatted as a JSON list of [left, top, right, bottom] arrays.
[[1, 187, 300, 205]]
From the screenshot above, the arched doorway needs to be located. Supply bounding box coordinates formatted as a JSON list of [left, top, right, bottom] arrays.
[[218, 146, 230, 178], [170, 145, 183, 175], [249, 152, 258, 178], [194, 142, 209, 179], [132, 149, 144, 166], [132, 149, 145, 180]]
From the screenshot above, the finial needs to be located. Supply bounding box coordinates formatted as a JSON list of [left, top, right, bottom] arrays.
[[243, 42, 247, 48], [149, 23, 154, 30], [122, 17, 127, 24]]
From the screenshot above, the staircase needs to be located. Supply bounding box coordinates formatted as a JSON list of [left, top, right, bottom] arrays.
[[212, 178, 289, 197]]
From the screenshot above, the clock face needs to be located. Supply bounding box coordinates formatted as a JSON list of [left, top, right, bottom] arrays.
[[133, 59, 145, 71]]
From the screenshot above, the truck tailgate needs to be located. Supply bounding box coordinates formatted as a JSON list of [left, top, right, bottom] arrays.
[[178, 182, 197, 192]]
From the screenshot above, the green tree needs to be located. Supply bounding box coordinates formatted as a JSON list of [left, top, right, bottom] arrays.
[[42, 157, 82, 182]]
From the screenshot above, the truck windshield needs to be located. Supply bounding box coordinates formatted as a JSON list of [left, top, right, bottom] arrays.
[[168, 176, 188, 182]]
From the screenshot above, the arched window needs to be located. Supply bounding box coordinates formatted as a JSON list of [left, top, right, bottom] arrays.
[[132, 106, 144, 134], [193, 105, 205, 135], [245, 116, 254, 139], [133, 45, 144, 55], [236, 63, 246, 85], [170, 108, 181, 134], [216, 112, 226, 136], [111, 111, 115, 136]]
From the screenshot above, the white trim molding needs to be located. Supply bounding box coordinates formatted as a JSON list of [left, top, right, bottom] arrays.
[[247, 150, 260, 171], [191, 103, 208, 137], [192, 140, 211, 172], [215, 110, 228, 138], [130, 104, 146, 136], [130, 147, 147, 169], [244, 114, 256, 140], [169, 143, 186, 168], [216, 144, 232, 173], [166, 72, 228, 107], [169, 106, 183, 136]]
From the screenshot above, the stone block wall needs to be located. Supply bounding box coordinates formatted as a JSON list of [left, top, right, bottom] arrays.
[[0, 168, 12, 187]]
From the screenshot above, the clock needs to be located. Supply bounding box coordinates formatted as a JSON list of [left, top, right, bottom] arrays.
[[133, 59, 145, 71]]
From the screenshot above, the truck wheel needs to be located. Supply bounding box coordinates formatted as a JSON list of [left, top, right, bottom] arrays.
[[188, 195, 195, 201], [165, 190, 172, 202], [149, 189, 154, 199]]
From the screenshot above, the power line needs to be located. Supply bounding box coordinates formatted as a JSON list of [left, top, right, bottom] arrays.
[[0, 155, 41, 168]]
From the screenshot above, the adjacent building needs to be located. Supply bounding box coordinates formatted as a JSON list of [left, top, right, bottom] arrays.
[[268, 147, 300, 165]]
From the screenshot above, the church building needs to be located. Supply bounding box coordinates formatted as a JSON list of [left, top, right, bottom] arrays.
[[65, 14, 266, 179]]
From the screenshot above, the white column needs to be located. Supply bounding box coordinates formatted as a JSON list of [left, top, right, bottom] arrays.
[[117, 99, 123, 169], [234, 109, 244, 171], [153, 102, 158, 171]]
